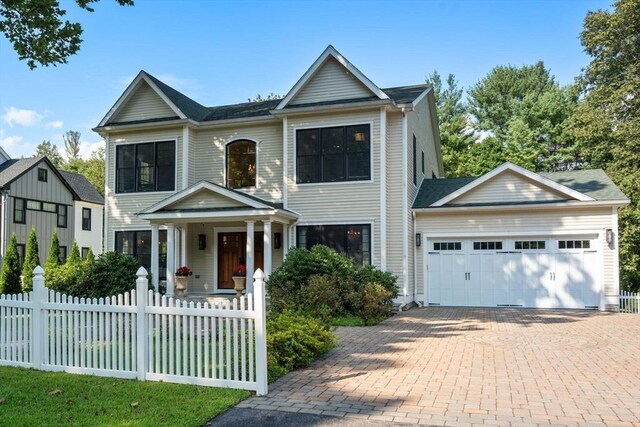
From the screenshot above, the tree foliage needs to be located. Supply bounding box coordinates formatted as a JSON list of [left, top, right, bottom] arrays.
[[426, 71, 477, 177], [35, 141, 63, 167], [248, 93, 282, 102], [44, 229, 61, 284], [21, 227, 39, 292], [0, 0, 134, 69], [569, 0, 640, 291], [0, 233, 22, 294], [63, 130, 81, 161]]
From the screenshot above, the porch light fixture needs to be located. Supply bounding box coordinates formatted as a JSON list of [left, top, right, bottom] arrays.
[[353, 131, 366, 142], [198, 234, 207, 250], [605, 229, 614, 245], [415, 233, 422, 247], [274, 232, 282, 250]]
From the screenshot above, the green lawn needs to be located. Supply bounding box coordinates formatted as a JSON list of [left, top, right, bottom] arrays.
[[0, 366, 250, 427]]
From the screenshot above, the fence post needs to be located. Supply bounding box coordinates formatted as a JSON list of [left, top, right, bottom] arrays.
[[31, 265, 45, 370], [253, 268, 268, 396], [136, 267, 148, 381]]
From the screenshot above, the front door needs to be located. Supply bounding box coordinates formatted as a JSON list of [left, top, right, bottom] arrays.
[[217, 232, 264, 289]]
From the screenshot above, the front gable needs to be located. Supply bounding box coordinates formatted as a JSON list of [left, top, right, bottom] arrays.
[[111, 80, 178, 123], [165, 189, 246, 210], [276, 45, 388, 110]]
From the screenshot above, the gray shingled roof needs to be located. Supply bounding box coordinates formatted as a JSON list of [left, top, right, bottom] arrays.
[[413, 169, 628, 209], [105, 73, 431, 125], [59, 170, 104, 205], [0, 157, 42, 188]]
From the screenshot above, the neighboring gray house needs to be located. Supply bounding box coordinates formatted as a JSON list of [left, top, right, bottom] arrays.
[[0, 154, 104, 269]]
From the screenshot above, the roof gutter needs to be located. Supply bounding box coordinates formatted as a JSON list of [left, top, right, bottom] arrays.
[[413, 199, 631, 214]]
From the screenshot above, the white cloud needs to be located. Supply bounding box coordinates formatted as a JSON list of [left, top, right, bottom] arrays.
[[2, 107, 43, 127], [0, 131, 23, 148], [45, 120, 64, 129]]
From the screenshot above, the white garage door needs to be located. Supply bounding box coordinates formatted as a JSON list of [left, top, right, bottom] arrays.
[[427, 237, 600, 309]]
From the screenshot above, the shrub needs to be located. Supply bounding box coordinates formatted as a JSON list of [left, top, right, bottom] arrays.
[[0, 233, 22, 294], [21, 228, 39, 292], [267, 310, 336, 381], [267, 245, 398, 324], [83, 252, 139, 298]]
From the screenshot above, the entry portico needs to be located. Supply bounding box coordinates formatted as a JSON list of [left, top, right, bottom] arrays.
[[137, 181, 298, 296]]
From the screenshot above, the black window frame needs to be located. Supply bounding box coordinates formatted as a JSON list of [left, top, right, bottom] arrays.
[[13, 198, 25, 224], [81, 247, 90, 259], [226, 140, 257, 189], [82, 207, 91, 231], [515, 240, 546, 250], [115, 230, 168, 280], [57, 204, 67, 228], [433, 242, 462, 251], [421, 151, 425, 174], [59, 246, 67, 263], [115, 141, 176, 193], [37, 168, 48, 182], [16, 243, 25, 267], [413, 134, 417, 185], [296, 224, 371, 265], [296, 124, 371, 184]]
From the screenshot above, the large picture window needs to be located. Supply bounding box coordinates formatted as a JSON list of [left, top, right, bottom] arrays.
[[226, 140, 256, 189], [297, 224, 371, 265], [116, 141, 175, 193], [115, 230, 168, 280], [296, 124, 370, 184]]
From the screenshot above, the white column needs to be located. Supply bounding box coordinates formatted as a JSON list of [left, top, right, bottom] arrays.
[[263, 220, 272, 278], [181, 225, 187, 268], [282, 223, 289, 258], [166, 223, 175, 297], [150, 224, 159, 292], [245, 220, 255, 295]]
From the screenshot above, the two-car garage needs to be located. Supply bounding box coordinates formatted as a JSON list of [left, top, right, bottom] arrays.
[[413, 163, 629, 311], [426, 236, 600, 309]]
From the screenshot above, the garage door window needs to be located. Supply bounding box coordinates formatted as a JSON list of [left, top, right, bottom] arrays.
[[515, 240, 546, 250], [558, 240, 591, 249], [433, 242, 462, 251], [473, 241, 503, 250]]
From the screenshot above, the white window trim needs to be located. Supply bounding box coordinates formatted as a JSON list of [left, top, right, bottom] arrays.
[[292, 120, 375, 187], [223, 136, 260, 191]]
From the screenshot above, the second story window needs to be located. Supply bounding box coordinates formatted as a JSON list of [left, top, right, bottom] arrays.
[[82, 207, 91, 230], [296, 124, 370, 184], [38, 168, 48, 182], [226, 140, 256, 189], [57, 204, 67, 228], [13, 198, 25, 223], [116, 141, 175, 193]]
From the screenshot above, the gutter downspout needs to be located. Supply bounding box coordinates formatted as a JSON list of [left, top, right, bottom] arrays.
[[0, 191, 7, 259]]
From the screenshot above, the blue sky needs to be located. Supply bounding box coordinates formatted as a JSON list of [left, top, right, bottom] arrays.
[[0, 0, 611, 159]]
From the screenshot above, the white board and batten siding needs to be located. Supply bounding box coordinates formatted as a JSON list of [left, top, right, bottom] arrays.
[[190, 122, 283, 203], [8, 162, 74, 261], [290, 58, 374, 106], [416, 207, 618, 309], [286, 110, 382, 267], [0, 267, 269, 394], [106, 128, 183, 251], [112, 81, 177, 123]]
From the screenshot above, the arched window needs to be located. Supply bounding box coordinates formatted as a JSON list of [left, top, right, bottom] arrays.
[[226, 140, 257, 189]]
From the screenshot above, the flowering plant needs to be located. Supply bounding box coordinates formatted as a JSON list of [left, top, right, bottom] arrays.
[[175, 266, 193, 277], [232, 264, 246, 277]]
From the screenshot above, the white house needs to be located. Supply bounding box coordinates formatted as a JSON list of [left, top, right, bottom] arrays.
[[93, 45, 628, 311]]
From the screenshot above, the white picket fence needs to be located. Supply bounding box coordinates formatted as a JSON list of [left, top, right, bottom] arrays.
[[620, 290, 640, 314], [0, 266, 268, 395]]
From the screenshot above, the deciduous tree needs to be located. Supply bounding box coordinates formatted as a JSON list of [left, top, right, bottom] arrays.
[[35, 141, 63, 167]]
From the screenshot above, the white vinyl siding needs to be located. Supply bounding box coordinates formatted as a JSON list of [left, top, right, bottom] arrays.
[[105, 128, 183, 251], [287, 110, 381, 267], [385, 112, 404, 282], [113, 82, 177, 123], [290, 58, 374, 106], [415, 207, 617, 297], [191, 123, 283, 203], [413, 94, 440, 179], [451, 171, 569, 205]]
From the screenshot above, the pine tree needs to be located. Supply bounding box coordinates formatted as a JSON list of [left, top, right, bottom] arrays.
[[67, 241, 81, 266], [84, 247, 95, 265], [0, 233, 23, 294], [45, 229, 61, 283], [21, 228, 40, 292]]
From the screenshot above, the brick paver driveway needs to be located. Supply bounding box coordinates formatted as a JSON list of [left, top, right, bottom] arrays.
[[240, 308, 640, 426]]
